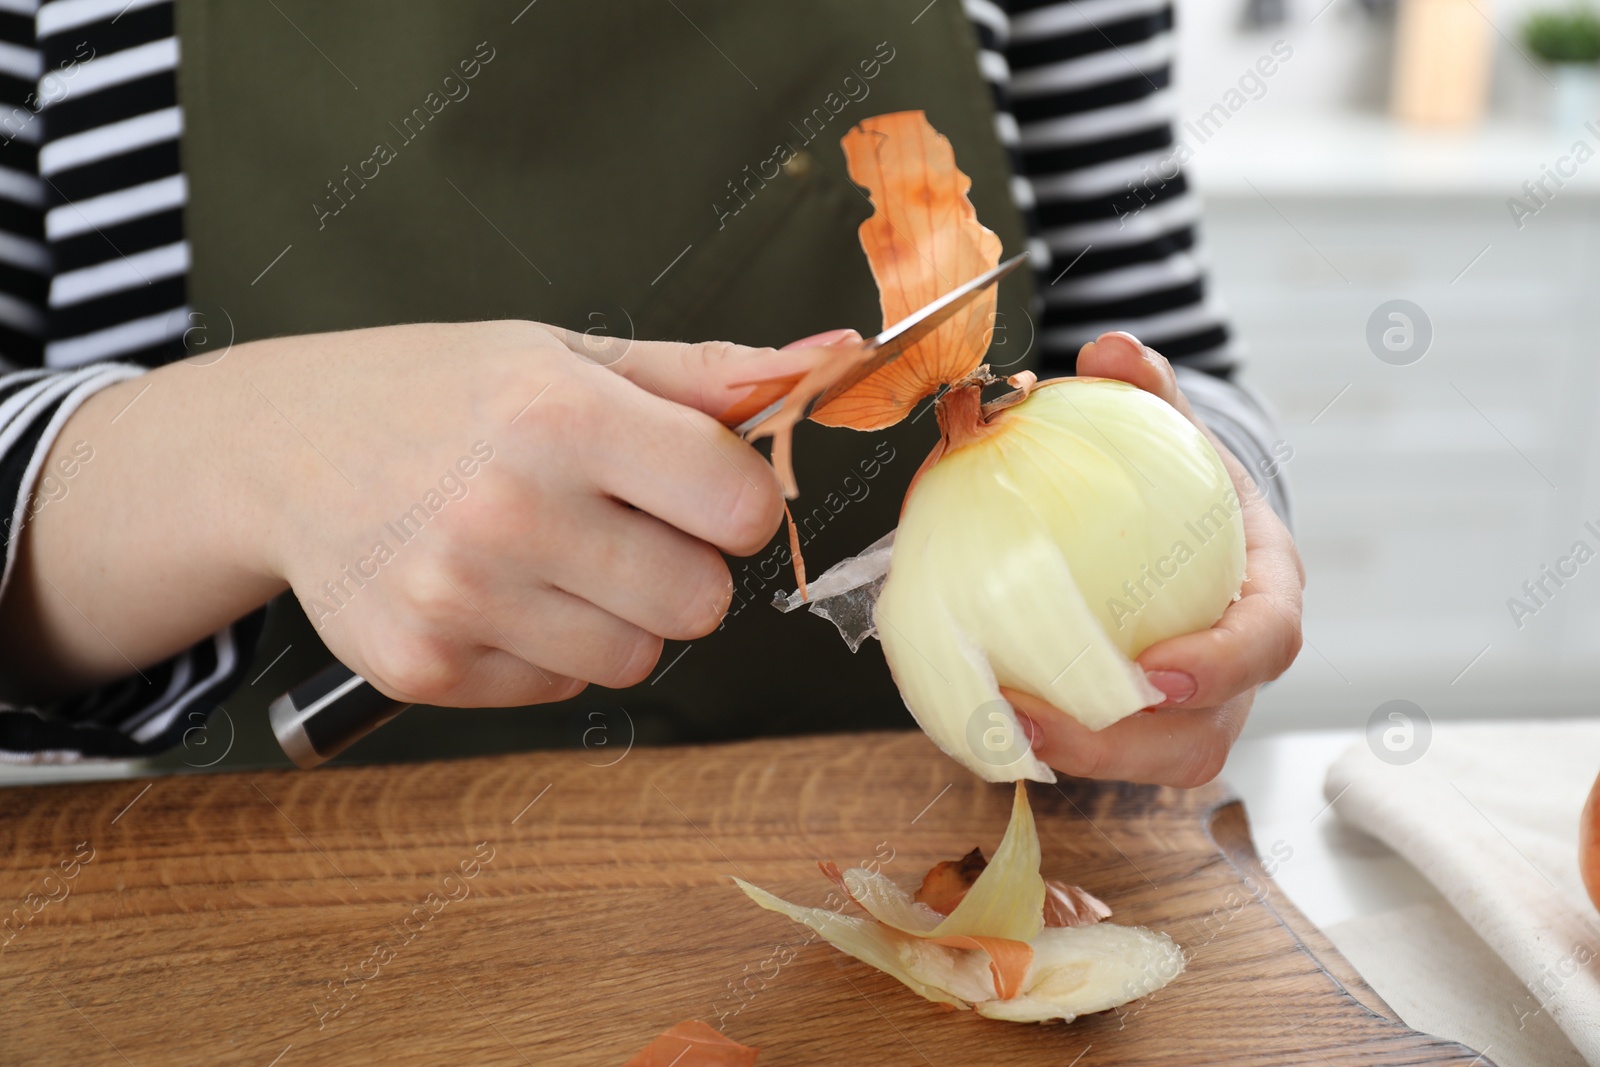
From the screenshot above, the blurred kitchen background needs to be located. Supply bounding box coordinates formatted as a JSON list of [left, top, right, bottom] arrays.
[[1175, 0, 1600, 735]]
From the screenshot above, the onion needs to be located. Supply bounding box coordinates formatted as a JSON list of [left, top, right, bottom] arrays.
[[874, 377, 1246, 783]]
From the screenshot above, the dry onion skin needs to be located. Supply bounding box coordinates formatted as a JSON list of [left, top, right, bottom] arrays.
[[621, 1020, 758, 1066], [738, 110, 1003, 496], [734, 784, 1183, 1023]]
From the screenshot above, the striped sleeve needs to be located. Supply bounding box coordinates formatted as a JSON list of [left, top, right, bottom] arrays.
[[0, 363, 266, 763], [38, 0, 188, 368], [0, 0, 262, 763], [0, 0, 48, 368], [964, 0, 1290, 525]]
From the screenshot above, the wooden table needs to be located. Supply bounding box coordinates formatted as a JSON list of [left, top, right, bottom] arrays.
[[0, 732, 1491, 1065]]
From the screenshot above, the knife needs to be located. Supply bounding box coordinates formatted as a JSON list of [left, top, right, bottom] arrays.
[[269, 251, 1026, 768], [731, 251, 1028, 436]]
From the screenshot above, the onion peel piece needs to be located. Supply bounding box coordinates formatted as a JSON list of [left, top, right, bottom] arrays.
[[931, 783, 1044, 943], [838, 866, 943, 934], [914, 847, 1110, 928], [732, 784, 1181, 1022], [740, 111, 1005, 499], [732, 877, 982, 1008], [926, 934, 1033, 1000], [1043, 881, 1113, 928], [915, 847, 987, 914], [820, 111, 1002, 429], [621, 1020, 758, 1067]]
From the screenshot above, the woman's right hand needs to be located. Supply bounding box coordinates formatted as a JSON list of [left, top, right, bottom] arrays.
[[0, 320, 826, 706]]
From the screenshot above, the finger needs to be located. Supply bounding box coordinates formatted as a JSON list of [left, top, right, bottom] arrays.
[[578, 370, 785, 556], [720, 330, 862, 426], [1005, 686, 1252, 788], [563, 331, 846, 421], [783, 328, 862, 350], [362, 571, 658, 700], [491, 584, 664, 689], [1075, 332, 1194, 420], [439, 649, 589, 707], [528, 495, 732, 641], [362, 634, 586, 709]]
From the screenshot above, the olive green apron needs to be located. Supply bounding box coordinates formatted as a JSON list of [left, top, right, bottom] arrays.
[[174, 0, 1034, 763]]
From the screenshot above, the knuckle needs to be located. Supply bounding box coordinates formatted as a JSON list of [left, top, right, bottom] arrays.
[[695, 339, 753, 369], [1277, 626, 1304, 677], [495, 318, 548, 351], [602, 633, 661, 688], [397, 558, 473, 626], [715, 472, 781, 554], [367, 635, 469, 706], [1166, 733, 1229, 789], [534, 381, 594, 441], [664, 555, 732, 640], [521, 673, 588, 706], [1049, 734, 1115, 782], [549, 677, 589, 703]]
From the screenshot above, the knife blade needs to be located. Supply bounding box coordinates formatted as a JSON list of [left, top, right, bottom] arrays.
[[730, 250, 1028, 437]]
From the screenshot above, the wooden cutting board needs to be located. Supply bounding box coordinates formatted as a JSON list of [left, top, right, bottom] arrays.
[[0, 732, 1493, 1066]]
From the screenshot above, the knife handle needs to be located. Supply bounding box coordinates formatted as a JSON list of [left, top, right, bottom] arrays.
[[269, 661, 411, 769]]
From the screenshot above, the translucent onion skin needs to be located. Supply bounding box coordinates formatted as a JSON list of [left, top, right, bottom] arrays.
[[874, 378, 1246, 783]]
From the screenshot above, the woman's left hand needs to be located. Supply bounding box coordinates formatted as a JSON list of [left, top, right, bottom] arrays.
[[1003, 331, 1306, 788]]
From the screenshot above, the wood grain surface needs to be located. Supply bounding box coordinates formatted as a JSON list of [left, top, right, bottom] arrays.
[[0, 732, 1494, 1066]]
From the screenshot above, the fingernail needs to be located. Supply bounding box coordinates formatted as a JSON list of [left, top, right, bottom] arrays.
[[1145, 670, 1196, 705], [782, 328, 860, 350]]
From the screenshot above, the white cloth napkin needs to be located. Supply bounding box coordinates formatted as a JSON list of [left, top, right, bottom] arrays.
[[1325, 720, 1600, 1065]]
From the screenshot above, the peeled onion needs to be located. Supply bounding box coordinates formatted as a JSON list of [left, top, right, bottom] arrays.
[[874, 377, 1246, 783]]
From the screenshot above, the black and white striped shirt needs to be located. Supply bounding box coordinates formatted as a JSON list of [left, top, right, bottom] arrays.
[[970, 0, 1286, 513], [0, 0, 1282, 761], [0, 0, 260, 762]]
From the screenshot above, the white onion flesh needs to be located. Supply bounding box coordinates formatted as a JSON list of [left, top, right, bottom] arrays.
[[874, 379, 1246, 783]]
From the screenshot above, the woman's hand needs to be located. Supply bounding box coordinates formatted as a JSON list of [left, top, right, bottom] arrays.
[[1004, 331, 1305, 787], [0, 321, 828, 706]]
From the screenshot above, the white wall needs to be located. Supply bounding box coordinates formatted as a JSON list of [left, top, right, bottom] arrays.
[[1166, 0, 1600, 735]]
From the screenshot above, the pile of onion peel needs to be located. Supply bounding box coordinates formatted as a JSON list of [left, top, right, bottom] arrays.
[[621, 1020, 758, 1066], [733, 783, 1183, 1023]]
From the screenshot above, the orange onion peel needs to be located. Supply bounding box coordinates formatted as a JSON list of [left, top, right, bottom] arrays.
[[733, 784, 1183, 1022], [738, 110, 1003, 498], [915, 845, 1113, 928], [621, 1020, 758, 1066], [816, 111, 1002, 428]]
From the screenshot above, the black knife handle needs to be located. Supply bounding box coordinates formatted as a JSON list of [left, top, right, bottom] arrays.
[[268, 661, 411, 769]]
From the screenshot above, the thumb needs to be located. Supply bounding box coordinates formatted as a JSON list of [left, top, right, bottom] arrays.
[[1075, 331, 1195, 421], [560, 326, 861, 421]]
